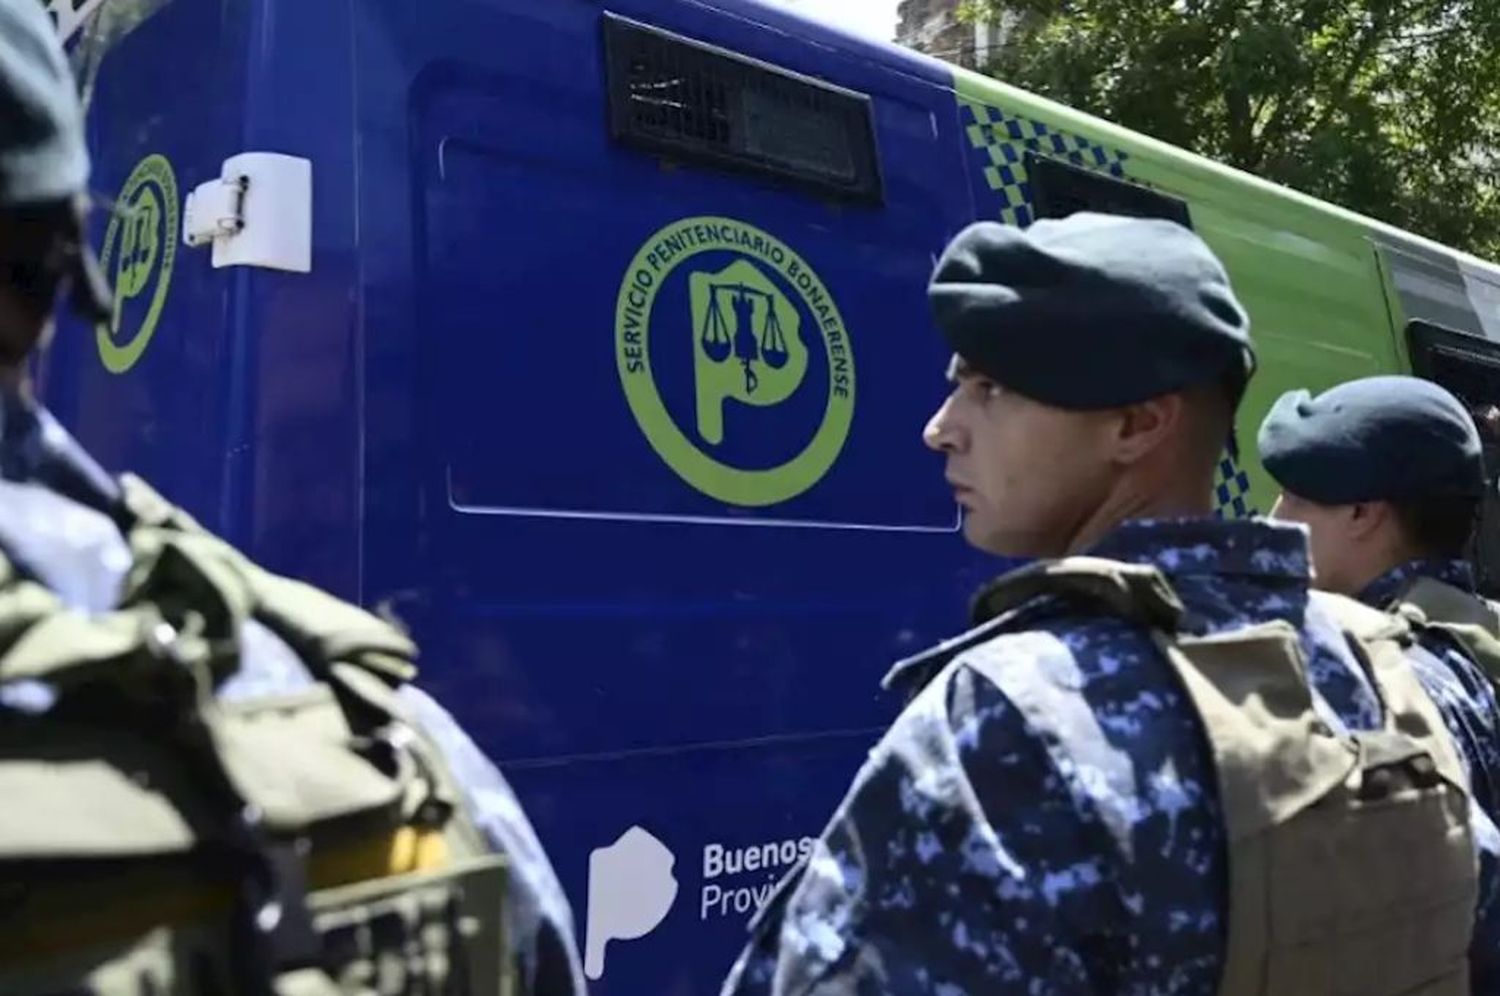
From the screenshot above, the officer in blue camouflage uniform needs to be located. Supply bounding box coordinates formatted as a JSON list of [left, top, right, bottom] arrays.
[[722, 216, 1493, 994], [1260, 376, 1500, 811], [0, 3, 585, 992], [1261, 374, 1500, 980]]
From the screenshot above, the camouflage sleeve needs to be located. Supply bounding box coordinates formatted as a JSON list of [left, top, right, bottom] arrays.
[[396, 685, 589, 996], [1468, 812, 1500, 993], [1403, 638, 1500, 989], [725, 631, 1228, 996], [1409, 636, 1500, 818]]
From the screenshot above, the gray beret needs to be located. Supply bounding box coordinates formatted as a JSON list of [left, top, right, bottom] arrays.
[[928, 213, 1254, 409], [1259, 375, 1485, 503], [0, 0, 90, 206]]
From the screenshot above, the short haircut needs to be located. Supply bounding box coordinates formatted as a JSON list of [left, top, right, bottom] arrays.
[[1392, 403, 1500, 558], [1392, 495, 1481, 559]]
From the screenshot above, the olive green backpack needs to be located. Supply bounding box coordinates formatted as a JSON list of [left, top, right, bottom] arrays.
[[0, 475, 515, 995]]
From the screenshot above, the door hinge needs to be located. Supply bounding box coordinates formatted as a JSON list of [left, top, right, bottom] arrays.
[[182, 153, 312, 273]]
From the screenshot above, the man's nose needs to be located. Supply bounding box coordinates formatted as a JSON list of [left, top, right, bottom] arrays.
[[923, 397, 961, 453]]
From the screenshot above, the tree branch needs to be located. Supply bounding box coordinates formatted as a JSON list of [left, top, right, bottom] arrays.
[[1307, 9, 1390, 138], [1251, 6, 1392, 163], [1223, 73, 1257, 168]]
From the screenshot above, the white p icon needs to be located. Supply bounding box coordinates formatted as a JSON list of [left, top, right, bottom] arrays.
[[584, 825, 679, 980]]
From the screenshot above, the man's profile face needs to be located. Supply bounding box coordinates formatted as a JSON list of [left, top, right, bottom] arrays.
[[924, 356, 1115, 558]]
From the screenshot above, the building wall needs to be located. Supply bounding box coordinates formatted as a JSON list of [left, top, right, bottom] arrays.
[[895, 0, 1014, 68], [895, 0, 972, 65]]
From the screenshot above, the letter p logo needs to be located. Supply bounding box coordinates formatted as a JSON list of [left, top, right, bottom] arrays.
[[584, 826, 679, 980]]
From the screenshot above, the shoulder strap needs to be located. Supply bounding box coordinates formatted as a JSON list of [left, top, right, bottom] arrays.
[[1400, 575, 1500, 632], [1392, 576, 1500, 687], [1317, 588, 1414, 645], [1400, 576, 1500, 632], [1311, 593, 1467, 784], [884, 556, 1184, 698], [968, 555, 1184, 629]]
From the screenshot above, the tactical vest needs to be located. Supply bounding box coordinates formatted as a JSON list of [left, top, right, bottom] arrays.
[[1392, 575, 1500, 689], [0, 475, 515, 996], [960, 557, 1477, 996]]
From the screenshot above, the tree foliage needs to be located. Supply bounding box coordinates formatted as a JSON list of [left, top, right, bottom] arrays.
[[956, 0, 1500, 258]]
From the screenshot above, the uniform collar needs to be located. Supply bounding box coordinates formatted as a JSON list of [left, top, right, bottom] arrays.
[[1082, 517, 1312, 583], [883, 516, 1310, 697], [1359, 558, 1476, 609]]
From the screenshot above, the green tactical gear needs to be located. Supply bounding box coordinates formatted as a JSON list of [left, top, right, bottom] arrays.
[[970, 557, 1478, 996], [0, 475, 516, 995], [1391, 575, 1500, 689]]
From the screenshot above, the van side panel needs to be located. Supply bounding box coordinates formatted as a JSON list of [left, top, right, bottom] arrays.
[[350, 0, 992, 990], [40, 0, 366, 596], [40, 0, 256, 536], [225, 0, 365, 597]]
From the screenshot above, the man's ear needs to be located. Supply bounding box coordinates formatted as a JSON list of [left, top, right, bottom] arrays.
[[1111, 394, 1184, 465], [1347, 500, 1393, 541]]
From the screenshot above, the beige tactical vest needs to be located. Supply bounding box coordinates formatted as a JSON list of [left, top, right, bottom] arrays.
[[970, 557, 1478, 996], [1394, 575, 1500, 688], [0, 476, 514, 995]]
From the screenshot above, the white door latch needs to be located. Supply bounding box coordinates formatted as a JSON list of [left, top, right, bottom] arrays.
[[182, 152, 312, 273], [183, 174, 248, 245]]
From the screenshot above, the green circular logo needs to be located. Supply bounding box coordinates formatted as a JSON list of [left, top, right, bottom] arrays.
[[97, 154, 179, 374], [616, 217, 856, 507]]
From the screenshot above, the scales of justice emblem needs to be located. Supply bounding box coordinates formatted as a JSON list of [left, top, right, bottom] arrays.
[[688, 258, 810, 447]]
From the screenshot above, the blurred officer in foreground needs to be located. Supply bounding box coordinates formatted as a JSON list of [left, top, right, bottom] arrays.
[[722, 214, 1481, 995], [0, 1, 585, 992], [1262, 375, 1500, 978]]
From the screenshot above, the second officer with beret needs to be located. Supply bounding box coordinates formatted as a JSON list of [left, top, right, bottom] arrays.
[[723, 214, 1481, 996], [1261, 375, 1500, 987]]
